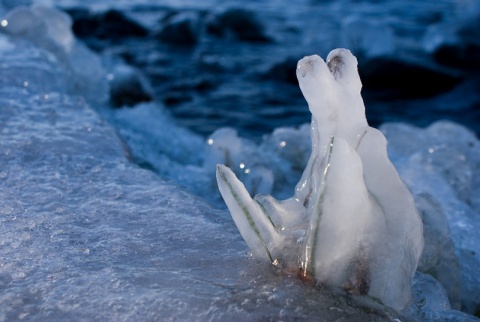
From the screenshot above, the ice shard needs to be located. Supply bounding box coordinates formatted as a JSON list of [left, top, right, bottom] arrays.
[[216, 48, 424, 311]]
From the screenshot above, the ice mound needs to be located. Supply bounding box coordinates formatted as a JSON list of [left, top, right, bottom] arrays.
[[382, 121, 480, 314], [410, 272, 480, 321], [110, 102, 211, 197], [112, 103, 312, 204], [0, 5, 107, 105], [205, 128, 275, 197], [216, 49, 424, 311], [0, 77, 245, 321]]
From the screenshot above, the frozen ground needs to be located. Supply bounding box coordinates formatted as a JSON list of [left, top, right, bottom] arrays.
[[0, 1, 479, 321]]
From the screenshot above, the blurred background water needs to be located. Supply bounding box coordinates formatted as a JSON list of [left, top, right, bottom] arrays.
[[31, 0, 480, 140]]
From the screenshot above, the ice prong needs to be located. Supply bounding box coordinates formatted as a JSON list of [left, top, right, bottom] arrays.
[[216, 164, 280, 263]]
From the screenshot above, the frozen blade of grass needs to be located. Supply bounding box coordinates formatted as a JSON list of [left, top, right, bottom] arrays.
[[216, 164, 277, 263], [301, 135, 335, 278], [254, 199, 277, 229]]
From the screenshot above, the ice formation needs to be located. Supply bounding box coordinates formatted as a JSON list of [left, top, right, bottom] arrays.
[[216, 49, 424, 311], [0, 7, 407, 319], [383, 121, 480, 314], [1, 5, 107, 105], [1, 1, 479, 320]]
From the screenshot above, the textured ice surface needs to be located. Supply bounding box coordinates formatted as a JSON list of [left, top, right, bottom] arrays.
[[1, 5, 107, 105], [382, 121, 480, 314], [0, 89, 243, 321], [217, 49, 424, 312], [111, 102, 311, 203], [110, 102, 209, 192], [409, 273, 480, 321]]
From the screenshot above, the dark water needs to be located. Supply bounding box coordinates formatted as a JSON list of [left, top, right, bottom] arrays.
[[56, 0, 480, 139]]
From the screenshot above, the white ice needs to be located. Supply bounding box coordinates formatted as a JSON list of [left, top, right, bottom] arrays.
[[1, 5, 107, 105], [217, 49, 424, 311]]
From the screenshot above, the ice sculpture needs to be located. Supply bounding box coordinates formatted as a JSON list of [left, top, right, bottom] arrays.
[[216, 48, 424, 311]]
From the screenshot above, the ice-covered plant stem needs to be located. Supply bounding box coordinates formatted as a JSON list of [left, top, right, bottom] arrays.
[[216, 48, 424, 312]]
